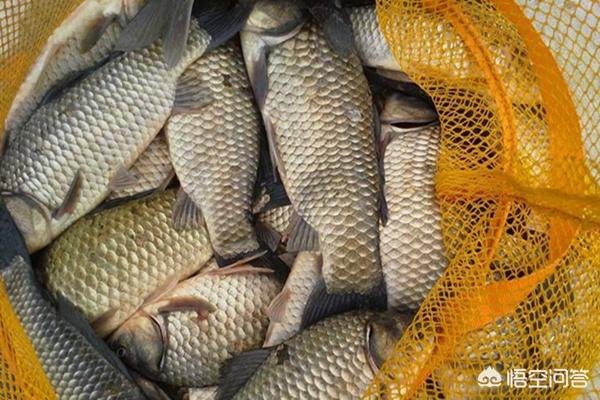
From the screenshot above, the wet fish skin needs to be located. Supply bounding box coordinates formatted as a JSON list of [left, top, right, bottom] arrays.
[[348, 5, 400, 71], [256, 204, 294, 239], [264, 251, 321, 346], [242, 14, 383, 294], [1, 256, 144, 399], [187, 387, 218, 400], [107, 133, 173, 201], [110, 262, 282, 387], [4, 0, 145, 137], [43, 189, 213, 338], [0, 20, 210, 252], [381, 124, 446, 310], [166, 40, 262, 266], [219, 310, 412, 400]]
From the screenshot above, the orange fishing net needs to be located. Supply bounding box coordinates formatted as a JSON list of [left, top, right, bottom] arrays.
[[0, 1, 84, 398], [364, 0, 599, 399]]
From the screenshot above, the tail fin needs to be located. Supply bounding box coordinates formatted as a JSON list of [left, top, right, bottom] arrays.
[[195, 0, 257, 51], [301, 279, 387, 329]]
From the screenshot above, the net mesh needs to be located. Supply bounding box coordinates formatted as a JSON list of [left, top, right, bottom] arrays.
[[0, 1, 84, 398], [0, 0, 598, 399], [364, 0, 600, 398]]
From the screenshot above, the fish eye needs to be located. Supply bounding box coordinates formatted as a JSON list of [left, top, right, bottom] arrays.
[[116, 346, 128, 358]]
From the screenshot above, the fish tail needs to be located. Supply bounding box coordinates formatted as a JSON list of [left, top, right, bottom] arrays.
[[301, 278, 387, 329], [194, 0, 258, 51]]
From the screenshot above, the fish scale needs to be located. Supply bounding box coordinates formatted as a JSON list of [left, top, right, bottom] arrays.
[[231, 311, 375, 400], [264, 22, 382, 294], [348, 6, 400, 71], [264, 251, 321, 347], [4, 0, 147, 136], [111, 263, 282, 387], [256, 204, 294, 238], [2, 256, 143, 399], [380, 124, 447, 310], [167, 41, 261, 265], [0, 20, 210, 252], [43, 189, 213, 337], [107, 134, 173, 200]]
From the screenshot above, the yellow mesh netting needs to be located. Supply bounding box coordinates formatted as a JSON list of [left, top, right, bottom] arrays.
[[364, 0, 599, 399], [0, 1, 84, 398]]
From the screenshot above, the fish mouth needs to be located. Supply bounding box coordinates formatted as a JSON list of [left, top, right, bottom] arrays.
[[364, 319, 380, 374]]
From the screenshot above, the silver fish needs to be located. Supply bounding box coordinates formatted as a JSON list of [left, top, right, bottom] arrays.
[[241, 1, 383, 309], [348, 5, 401, 71], [4, 0, 145, 139], [166, 40, 263, 267], [107, 133, 174, 201], [0, 203, 143, 399], [380, 122, 445, 310], [263, 251, 321, 346], [109, 262, 282, 387], [43, 189, 213, 338], [218, 310, 413, 400], [0, 19, 210, 252]]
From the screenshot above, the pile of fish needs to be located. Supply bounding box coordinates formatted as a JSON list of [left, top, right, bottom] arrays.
[[0, 0, 446, 399]]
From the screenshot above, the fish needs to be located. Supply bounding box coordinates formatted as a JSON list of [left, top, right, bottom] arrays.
[[255, 204, 295, 250], [165, 40, 264, 267], [263, 251, 321, 346], [0, 201, 144, 399], [241, 0, 384, 324], [217, 310, 413, 400], [0, 2, 248, 252], [107, 133, 174, 201], [116, 0, 258, 67], [3, 0, 145, 140], [379, 91, 445, 311], [42, 189, 213, 338], [187, 387, 218, 400], [109, 262, 282, 387], [347, 4, 401, 71]]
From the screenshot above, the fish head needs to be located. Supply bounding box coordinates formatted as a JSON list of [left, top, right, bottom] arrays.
[[244, 0, 305, 36], [380, 91, 438, 126], [3, 194, 52, 252], [366, 312, 413, 370], [109, 312, 166, 379]]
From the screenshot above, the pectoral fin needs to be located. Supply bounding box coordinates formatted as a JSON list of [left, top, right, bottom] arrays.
[[108, 166, 138, 191], [266, 288, 291, 323], [156, 296, 216, 322], [52, 170, 82, 219], [172, 188, 204, 230]]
